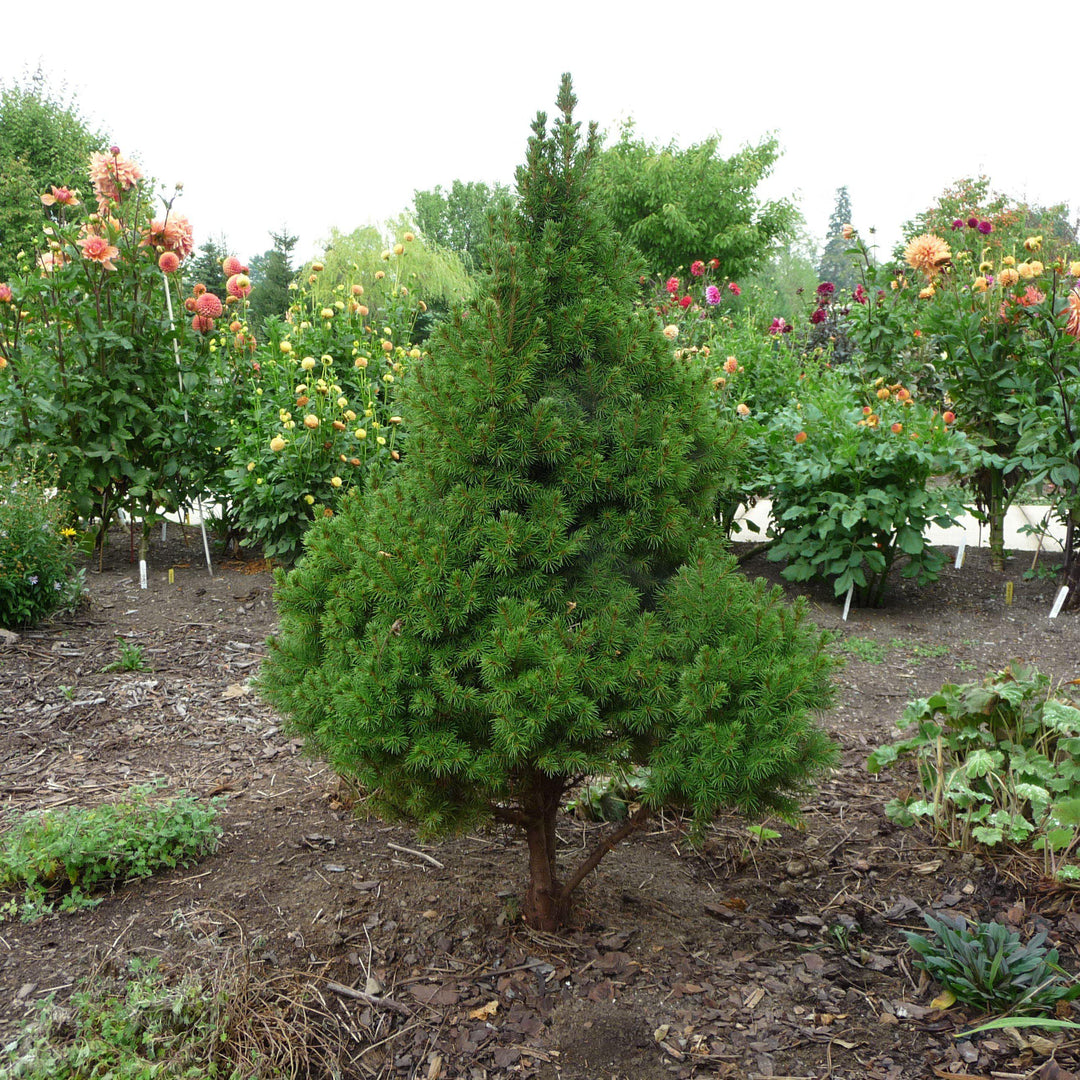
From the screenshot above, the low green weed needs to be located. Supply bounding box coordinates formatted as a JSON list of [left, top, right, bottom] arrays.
[[905, 912, 1080, 1014], [868, 665, 1080, 880], [5, 958, 241, 1079], [102, 638, 149, 673], [837, 637, 888, 664], [0, 785, 221, 920]]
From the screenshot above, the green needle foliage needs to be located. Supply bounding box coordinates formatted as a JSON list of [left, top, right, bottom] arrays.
[[260, 75, 836, 930]]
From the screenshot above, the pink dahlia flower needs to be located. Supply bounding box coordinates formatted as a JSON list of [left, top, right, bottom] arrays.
[[77, 234, 120, 270], [226, 273, 252, 299], [158, 252, 181, 273], [143, 215, 194, 260], [89, 150, 143, 210], [195, 292, 224, 318]]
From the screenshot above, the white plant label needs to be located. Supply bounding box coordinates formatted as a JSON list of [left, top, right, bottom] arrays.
[[1049, 586, 1069, 619], [842, 584, 854, 622], [954, 540, 966, 570]]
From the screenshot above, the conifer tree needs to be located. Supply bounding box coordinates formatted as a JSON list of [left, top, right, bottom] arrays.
[[817, 186, 859, 292], [260, 76, 836, 931]]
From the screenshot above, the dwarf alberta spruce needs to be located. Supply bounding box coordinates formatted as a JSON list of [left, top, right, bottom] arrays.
[[259, 76, 836, 931]]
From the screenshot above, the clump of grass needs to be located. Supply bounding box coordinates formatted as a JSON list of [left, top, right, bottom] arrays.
[[0, 785, 221, 920], [4, 956, 374, 1079]]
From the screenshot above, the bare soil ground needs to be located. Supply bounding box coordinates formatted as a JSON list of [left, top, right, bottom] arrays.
[[2, 529, 1080, 1079]]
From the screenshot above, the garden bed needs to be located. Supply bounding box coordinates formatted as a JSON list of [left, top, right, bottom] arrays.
[[2, 532, 1080, 1079]]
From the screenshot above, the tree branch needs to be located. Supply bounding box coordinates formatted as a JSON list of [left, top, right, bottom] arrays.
[[559, 803, 652, 900]]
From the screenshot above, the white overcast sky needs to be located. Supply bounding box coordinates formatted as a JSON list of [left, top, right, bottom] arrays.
[[5, 2, 1077, 268]]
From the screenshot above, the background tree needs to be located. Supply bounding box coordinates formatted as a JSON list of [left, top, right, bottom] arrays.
[[302, 218, 472, 338], [186, 236, 230, 301], [591, 121, 797, 279], [817, 186, 860, 292], [746, 216, 821, 325], [0, 68, 105, 280], [412, 179, 512, 273], [247, 228, 297, 333], [259, 76, 835, 932]]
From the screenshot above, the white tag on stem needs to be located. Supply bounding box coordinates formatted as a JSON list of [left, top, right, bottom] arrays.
[[842, 584, 854, 622], [1049, 586, 1069, 619]]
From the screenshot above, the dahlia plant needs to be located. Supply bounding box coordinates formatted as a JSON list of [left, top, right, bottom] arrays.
[[0, 149, 223, 557], [646, 258, 743, 352], [760, 365, 982, 606], [216, 260, 423, 563]]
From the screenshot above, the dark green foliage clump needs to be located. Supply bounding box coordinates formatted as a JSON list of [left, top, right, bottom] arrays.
[[260, 76, 835, 928], [906, 912, 1080, 1013]]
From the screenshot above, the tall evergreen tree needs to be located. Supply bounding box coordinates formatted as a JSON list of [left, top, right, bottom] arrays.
[[187, 235, 229, 301], [260, 76, 835, 930], [247, 228, 297, 332], [817, 186, 859, 292]]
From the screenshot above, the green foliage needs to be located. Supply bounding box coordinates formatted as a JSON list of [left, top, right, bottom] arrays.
[[905, 912, 1080, 1014], [102, 638, 150, 672], [593, 120, 796, 279], [0, 150, 225, 550], [868, 666, 1080, 878], [0, 785, 220, 920], [0, 455, 84, 628], [260, 76, 836, 929], [3, 958, 255, 1079], [412, 179, 512, 272], [0, 68, 106, 281], [568, 769, 649, 823], [760, 368, 979, 605], [246, 227, 297, 333], [217, 261, 418, 563], [817, 187, 860, 293]]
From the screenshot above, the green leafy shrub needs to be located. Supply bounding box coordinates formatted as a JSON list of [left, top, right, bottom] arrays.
[[260, 77, 837, 931], [905, 912, 1080, 1014], [760, 368, 979, 605], [0, 457, 83, 628], [869, 666, 1080, 878], [0, 785, 221, 919]]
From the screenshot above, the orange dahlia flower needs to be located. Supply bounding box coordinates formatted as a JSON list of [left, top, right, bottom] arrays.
[[77, 234, 120, 270], [88, 150, 142, 210], [904, 234, 952, 277]]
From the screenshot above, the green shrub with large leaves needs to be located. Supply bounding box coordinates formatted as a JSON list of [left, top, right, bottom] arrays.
[[869, 666, 1080, 880], [758, 366, 981, 606]]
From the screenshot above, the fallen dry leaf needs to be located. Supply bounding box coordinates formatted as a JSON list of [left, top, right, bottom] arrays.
[[468, 1000, 499, 1021]]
